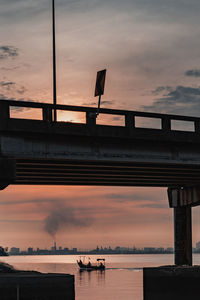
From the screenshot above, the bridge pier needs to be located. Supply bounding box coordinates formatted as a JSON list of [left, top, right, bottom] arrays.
[[167, 187, 197, 266], [143, 189, 194, 299], [174, 206, 192, 266]]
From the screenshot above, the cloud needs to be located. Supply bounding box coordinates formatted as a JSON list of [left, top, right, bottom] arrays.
[[44, 203, 93, 237], [82, 100, 114, 106], [105, 191, 166, 204], [152, 86, 173, 95], [101, 100, 113, 105], [142, 85, 200, 116], [0, 66, 19, 72], [0, 93, 24, 102], [0, 93, 9, 100], [0, 46, 18, 60], [0, 92, 33, 112], [0, 81, 15, 90], [185, 69, 200, 77], [0, 198, 53, 206], [138, 202, 167, 209], [0, 219, 41, 223], [0, 80, 27, 96], [112, 116, 121, 121], [17, 86, 27, 95], [0, 78, 29, 112]]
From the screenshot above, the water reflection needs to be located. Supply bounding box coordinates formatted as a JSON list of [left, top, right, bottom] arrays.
[[78, 269, 105, 286], [97, 270, 105, 284], [51, 263, 57, 273]]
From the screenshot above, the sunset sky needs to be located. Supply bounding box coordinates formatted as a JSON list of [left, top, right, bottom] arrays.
[[1, 0, 200, 250]]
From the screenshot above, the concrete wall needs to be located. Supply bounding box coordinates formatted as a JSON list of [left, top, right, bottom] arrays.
[[0, 273, 75, 300], [144, 266, 200, 300]]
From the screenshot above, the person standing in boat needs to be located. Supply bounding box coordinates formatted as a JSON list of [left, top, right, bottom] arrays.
[[87, 261, 91, 268]]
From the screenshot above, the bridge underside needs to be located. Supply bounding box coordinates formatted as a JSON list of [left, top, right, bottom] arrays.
[[1, 100, 200, 188], [13, 159, 200, 187]]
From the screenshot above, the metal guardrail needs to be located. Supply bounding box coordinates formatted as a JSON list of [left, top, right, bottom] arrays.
[[0, 99, 199, 132]]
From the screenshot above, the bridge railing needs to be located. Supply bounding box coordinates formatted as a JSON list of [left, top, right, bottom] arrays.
[[0, 99, 199, 133]]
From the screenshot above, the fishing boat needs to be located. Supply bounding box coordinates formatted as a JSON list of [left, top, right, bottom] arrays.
[[77, 257, 105, 270]]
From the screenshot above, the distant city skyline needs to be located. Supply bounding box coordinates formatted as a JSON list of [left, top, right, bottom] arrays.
[[9, 240, 200, 256], [6, 239, 200, 254], [9, 243, 175, 256]]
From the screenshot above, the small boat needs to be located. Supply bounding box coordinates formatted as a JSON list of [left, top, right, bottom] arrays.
[[77, 257, 105, 270]]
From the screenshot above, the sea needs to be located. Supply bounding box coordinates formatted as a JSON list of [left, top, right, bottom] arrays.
[[1, 254, 200, 300]]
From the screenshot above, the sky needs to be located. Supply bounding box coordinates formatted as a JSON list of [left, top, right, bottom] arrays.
[[1, 0, 200, 250]]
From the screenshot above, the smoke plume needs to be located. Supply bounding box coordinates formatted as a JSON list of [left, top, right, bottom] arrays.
[[44, 205, 92, 237]]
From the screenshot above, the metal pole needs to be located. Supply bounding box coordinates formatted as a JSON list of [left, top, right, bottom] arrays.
[[96, 95, 101, 117], [52, 0, 57, 121]]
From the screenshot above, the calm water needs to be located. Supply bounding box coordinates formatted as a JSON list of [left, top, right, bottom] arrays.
[[1, 254, 200, 300]]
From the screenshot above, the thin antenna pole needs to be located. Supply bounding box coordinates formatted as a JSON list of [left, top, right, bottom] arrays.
[[52, 0, 57, 121], [96, 95, 101, 117]]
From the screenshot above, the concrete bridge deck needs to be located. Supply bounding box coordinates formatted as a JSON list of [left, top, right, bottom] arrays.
[[1, 99, 200, 188]]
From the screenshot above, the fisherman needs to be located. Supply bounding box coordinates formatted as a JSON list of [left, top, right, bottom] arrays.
[[87, 261, 91, 268]]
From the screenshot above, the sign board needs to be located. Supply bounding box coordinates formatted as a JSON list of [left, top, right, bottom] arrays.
[[94, 69, 106, 97]]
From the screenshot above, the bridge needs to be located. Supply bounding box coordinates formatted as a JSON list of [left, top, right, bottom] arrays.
[[1, 99, 200, 188], [1, 98, 200, 266]]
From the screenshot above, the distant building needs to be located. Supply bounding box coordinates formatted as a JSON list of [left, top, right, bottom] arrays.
[[144, 247, 156, 253], [10, 247, 20, 255], [28, 247, 33, 254], [157, 248, 164, 252], [166, 247, 173, 253], [51, 242, 57, 252], [196, 241, 200, 250], [115, 246, 121, 251]]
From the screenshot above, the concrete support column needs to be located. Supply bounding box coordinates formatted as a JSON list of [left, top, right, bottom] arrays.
[[174, 206, 192, 266]]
